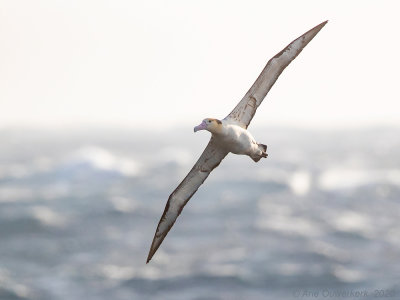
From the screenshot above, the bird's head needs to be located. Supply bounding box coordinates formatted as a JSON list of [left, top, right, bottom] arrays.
[[194, 118, 222, 134]]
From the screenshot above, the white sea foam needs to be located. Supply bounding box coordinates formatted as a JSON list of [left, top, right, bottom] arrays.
[[256, 199, 322, 237], [0, 268, 32, 298], [31, 206, 67, 227], [308, 241, 350, 262], [331, 211, 374, 237], [333, 265, 365, 283], [69, 146, 141, 176], [256, 215, 322, 237], [289, 170, 311, 196], [109, 196, 137, 213], [318, 168, 400, 190], [98, 264, 135, 280]]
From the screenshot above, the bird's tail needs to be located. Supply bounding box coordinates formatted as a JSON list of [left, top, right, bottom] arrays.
[[251, 143, 268, 162]]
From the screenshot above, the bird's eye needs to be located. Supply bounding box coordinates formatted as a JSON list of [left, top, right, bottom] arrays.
[[207, 120, 211, 123]]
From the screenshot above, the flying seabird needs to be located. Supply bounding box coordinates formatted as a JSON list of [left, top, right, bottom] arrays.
[[147, 20, 327, 263]]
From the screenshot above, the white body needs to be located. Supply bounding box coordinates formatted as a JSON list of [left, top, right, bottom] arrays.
[[214, 120, 260, 157]]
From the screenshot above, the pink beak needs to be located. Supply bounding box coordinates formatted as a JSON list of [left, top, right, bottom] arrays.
[[194, 121, 207, 132]]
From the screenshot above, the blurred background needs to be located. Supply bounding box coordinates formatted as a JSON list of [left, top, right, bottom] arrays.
[[1, 1, 400, 299]]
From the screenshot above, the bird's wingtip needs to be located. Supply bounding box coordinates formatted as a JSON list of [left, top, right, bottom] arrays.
[[146, 233, 165, 264], [146, 247, 155, 264], [146, 255, 152, 264], [313, 20, 329, 31], [297, 20, 328, 45]]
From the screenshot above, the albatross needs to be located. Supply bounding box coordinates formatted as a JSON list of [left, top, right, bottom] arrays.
[[147, 20, 327, 263]]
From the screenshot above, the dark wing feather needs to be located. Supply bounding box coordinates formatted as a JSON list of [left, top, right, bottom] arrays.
[[225, 21, 327, 128], [147, 138, 228, 263]]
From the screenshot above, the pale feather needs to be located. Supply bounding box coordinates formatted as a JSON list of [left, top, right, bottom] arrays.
[[225, 20, 327, 129], [147, 138, 228, 263]]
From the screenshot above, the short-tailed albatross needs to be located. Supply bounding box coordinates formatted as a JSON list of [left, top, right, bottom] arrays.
[[147, 20, 327, 263]]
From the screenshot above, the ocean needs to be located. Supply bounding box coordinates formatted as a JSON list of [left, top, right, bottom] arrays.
[[0, 127, 399, 300]]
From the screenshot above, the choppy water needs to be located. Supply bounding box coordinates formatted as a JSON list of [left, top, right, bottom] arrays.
[[0, 127, 399, 300]]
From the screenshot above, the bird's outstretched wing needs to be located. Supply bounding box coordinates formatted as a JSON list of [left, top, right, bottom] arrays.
[[225, 20, 327, 129], [147, 138, 228, 263]]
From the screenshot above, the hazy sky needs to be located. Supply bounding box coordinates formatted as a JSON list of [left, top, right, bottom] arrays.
[[1, 1, 399, 129]]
